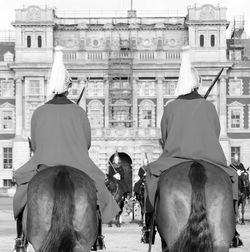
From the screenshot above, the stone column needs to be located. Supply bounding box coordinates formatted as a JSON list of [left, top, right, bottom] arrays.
[[156, 77, 164, 128], [78, 78, 87, 110], [104, 78, 109, 128], [132, 78, 138, 128], [219, 77, 227, 137], [15, 77, 23, 137], [219, 77, 230, 162]]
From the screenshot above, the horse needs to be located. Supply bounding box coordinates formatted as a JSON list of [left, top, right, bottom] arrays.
[[134, 176, 145, 226], [22, 165, 98, 252], [237, 169, 250, 225], [105, 177, 126, 227], [154, 161, 235, 252]]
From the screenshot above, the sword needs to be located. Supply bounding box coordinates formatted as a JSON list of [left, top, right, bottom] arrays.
[[76, 77, 89, 104], [76, 86, 86, 104], [204, 68, 224, 99]]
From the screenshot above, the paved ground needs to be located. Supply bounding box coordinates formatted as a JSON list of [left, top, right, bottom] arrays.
[[1, 196, 250, 252]]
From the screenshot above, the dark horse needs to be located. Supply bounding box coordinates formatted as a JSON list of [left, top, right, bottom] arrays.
[[105, 178, 126, 227], [134, 176, 145, 226], [154, 161, 235, 252], [22, 165, 98, 252], [237, 169, 250, 225]]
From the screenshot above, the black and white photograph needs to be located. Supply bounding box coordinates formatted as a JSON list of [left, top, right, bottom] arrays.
[[0, 0, 250, 251]]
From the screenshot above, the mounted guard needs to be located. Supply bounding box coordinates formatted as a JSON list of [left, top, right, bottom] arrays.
[[13, 46, 120, 251], [141, 46, 238, 246]]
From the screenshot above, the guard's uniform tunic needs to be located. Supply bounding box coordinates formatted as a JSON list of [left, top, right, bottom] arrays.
[[145, 92, 238, 212], [13, 95, 120, 223]]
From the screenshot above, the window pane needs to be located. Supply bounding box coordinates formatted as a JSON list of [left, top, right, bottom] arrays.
[[231, 110, 241, 128], [38, 36, 42, 48], [0, 80, 14, 97], [200, 35, 204, 47], [163, 80, 177, 96], [27, 36, 31, 48], [3, 147, 12, 169], [231, 147, 240, 163], [29, 80, 41, 95], [210, 35, 215, 47], [2, 111, 13, 129]]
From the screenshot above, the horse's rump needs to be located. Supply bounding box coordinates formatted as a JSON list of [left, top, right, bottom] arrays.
[[26, 165, 98, 252], [156, 161, 235, 252]]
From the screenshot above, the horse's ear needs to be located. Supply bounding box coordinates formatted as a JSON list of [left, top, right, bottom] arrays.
[[247, 167, 249, 171]]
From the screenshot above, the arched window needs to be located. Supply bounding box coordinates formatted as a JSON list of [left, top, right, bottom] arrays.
[[200, 35, 204, 47], [139, 100, 156, 128], [210, 35, 215, 47], [38, 36, 42, 48], [27, 36, 31, 48], [87, 100, 104, 128]]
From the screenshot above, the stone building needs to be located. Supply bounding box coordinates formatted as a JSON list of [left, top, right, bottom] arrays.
[[0, 4, 249, 192]]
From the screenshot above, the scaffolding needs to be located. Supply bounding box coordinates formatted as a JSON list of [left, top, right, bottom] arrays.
[[231, 16, 245, 39], [108, 36, 134, 128]]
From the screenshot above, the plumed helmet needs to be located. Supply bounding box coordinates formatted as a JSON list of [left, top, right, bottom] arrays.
[[174, 46, 200, 97], [233, 153, 239, 163], [47, 46, 72, 99]]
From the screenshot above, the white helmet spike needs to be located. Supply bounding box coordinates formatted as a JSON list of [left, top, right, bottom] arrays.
[[47, 46, 72, 100], [175, 46, 200, 97]]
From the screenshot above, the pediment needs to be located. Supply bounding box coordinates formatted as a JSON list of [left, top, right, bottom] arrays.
[[227, 101, 244, 107], [0, 102, 15, 109]]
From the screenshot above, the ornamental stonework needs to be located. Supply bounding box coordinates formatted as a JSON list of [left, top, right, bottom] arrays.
[[26, 7, 41, 21], [199, 5, 215, 20]]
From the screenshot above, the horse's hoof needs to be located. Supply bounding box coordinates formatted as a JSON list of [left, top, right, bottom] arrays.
[[108, 224, 112, 227], [241, 222, 245, 225]]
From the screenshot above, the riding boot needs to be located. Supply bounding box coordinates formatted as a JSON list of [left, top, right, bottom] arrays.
[[231, 229, 243, 247], [14, 211, 27, 252], [92, 207, 105, 251], [141, 212, 156, 244]]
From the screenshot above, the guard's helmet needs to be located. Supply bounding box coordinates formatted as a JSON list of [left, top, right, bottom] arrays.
[[47, 46, 72, 100], [233, 153, 239, 163]]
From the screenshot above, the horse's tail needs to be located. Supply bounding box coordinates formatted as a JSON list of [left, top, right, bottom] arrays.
[[39, 167, 76, 252], [170, 162, 213, 252]]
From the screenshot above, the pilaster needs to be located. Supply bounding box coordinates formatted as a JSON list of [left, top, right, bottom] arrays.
[[104, 78, 109, 128], [15, 77, 24, 137], [156, 77, 164, 128], [132, 78, 138, 128]]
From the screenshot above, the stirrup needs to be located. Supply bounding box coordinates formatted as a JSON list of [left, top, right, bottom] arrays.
[[141, 226, 156, 244], [141, 226, 151, 244], [13, 237, 27, 252], [91, 235, 105, 251]]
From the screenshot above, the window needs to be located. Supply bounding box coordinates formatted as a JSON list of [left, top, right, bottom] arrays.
[[3, 147, 12, 169], [2, 111, 13, 130], [227, 102, 244, 130], [228, 79, 243, 96], [87, 82, 104, 97], [231, 146, 240, 163], [210, 35, 215, 47], [163, 80, 177, 96], [3, 179, 12, 187], [37, 36, 42, 48], [138, 81, 156, 96], [87, 100, 104, 128], [0, 80, 14, 97], [27, 35, 31, 48], [200, 78, 213, 96], [139, 100, 156, 128], [4, 52, 14, 62], [231, 109, 241, 128], [200, 35, 204, 47], [28, 80, 41, 95]]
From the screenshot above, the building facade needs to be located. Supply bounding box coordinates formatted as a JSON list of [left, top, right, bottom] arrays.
[[0, 4, 249, 191]]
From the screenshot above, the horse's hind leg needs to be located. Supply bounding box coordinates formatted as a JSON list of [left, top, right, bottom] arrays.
[[161, 238, 169, 252], [241, 201, 246, 225]]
